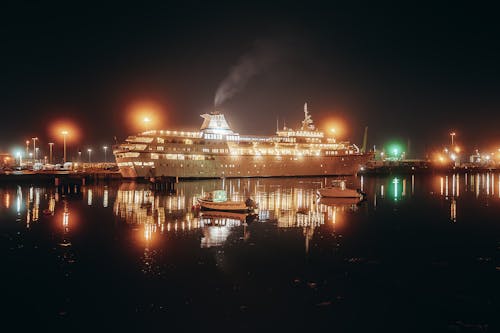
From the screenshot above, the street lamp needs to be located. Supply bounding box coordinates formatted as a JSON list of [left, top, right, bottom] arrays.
[[32, 137, 38, 162], [103, 146, 108, 163], [87, 148, 92, 163], [61, 130, 68, 163], [450, 132, 456, 146], [48, 143, 54, 164], [143, 117, 151, 131], [25, 140, 30, 157]]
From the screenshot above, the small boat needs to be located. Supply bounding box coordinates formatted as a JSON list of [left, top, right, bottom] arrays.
[[317, 180, 365, 199], [318, 197, 363, 206], [197, 190, 257, 212]]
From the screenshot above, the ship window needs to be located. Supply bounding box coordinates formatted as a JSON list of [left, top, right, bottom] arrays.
[[151, 153, 159, 159], [157, 138, 164, 144], [133, 137, 154, 143], [123, 152, 140, 158], [157, 146, 164, 151]]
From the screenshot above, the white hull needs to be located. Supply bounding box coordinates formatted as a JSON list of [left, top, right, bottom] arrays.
[[317, 187, 363, 199], [318, 197, 362, 206], [116, 154, 371, 179]]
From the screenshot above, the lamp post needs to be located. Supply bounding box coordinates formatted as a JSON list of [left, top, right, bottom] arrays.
[[450, 132, 456, 147], [25, 140, 30, 158], [103, 146, 108, 163], [87, 148, 92, 163], [32, 137, 38, 162], [143, 117, 151, 131], [61, 131, 68, 163], [48, 143, 54, 164]]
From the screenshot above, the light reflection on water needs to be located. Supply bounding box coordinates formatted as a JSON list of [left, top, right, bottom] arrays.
[[112, 178, 361, 250], [1, 173, 500, 237], [1, 173, 500, 331], [1, 173, 499, 259]]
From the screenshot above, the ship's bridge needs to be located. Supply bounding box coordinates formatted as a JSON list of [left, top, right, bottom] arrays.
[[200, 112, 240, 141]]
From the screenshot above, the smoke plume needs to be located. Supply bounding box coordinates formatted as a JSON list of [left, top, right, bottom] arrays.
[[214, 40, 279, 107]]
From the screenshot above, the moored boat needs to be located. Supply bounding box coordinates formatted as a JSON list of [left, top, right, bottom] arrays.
[[317, 180, 365, 199], [197, 190, 257, 212], [318, 197, 363, 206]]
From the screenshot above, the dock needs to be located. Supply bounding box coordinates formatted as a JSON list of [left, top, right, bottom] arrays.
[[0, 170, 122, 185], [360, 159, 500, 175]]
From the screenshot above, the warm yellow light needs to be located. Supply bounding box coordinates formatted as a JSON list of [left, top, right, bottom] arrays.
[[127, 100, 166, 132], [49, 121, 80, 143], [322, 117, 347, 138], [454, 146, 461, 153]]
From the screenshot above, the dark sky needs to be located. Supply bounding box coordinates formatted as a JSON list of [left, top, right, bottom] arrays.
[[1, 1, 499, 159]]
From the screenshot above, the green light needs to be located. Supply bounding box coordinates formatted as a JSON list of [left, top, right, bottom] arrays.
[[393, 177, 399, 200], [384, 140, 405, 160]]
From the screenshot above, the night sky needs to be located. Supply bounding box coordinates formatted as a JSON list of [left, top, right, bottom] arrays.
[[1, 2, 499, 159]]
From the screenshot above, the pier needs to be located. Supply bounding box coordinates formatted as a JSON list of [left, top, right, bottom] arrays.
[[0, 170, 122, 185], [360, 159, 500, 175]]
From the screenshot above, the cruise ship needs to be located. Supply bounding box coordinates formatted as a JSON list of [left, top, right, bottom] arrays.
[[113, 104, 372, 179]]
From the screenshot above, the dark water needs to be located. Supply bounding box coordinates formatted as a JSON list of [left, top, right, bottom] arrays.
[[1, 174, 499, 332]]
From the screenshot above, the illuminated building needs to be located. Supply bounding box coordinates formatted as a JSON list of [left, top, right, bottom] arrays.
[[113, 104, 372, 178]]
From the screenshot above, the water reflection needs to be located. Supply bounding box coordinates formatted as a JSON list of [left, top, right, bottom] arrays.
[[112, 178, 365, 253], [1, 173, 499, 252]]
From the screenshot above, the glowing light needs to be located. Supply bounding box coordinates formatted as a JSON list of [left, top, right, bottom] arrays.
[[392, 177, 399, 200], [127, 100, 165, 132]]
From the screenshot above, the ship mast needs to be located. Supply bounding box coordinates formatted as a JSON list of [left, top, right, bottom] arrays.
[[301, 102, 315, 131]]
